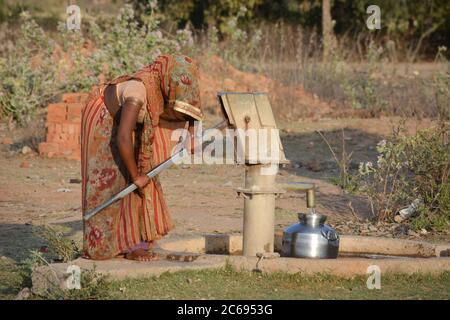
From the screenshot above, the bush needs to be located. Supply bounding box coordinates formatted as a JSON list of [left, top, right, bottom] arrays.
[[34, 225, 80, 263], [0, 4, 184, 124], [0, 257, 27, 296], [355, 122, 450, 231], [20, 250, 111, 300], [58, 4, 186, 92], [0, 12, 56, 123], [195, 4, 263, 72], [62, 267, 112, 300]]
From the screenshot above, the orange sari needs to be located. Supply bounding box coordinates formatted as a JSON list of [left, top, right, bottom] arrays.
[[81, 55, 203, 260]]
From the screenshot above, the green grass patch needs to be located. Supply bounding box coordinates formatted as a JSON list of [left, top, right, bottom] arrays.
[[2, 261, 449, 300], [0, 257, 29, 299], [107, 267, 450, 300]]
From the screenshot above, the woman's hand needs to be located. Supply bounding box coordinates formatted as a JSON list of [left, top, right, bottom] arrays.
[[133, 174, 151, 197]]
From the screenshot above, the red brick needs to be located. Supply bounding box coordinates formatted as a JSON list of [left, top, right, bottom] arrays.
[[61, 149, 74, 157], [46, 122, 56, 132], [47, 133, 58, 141], [64, 135, 79, 144], [62, 93, 89, 104], [55, 133, 65, 141], [47, 112, 66, 123], [46, 132, 56, 142], [61, 93, 77, 103], [39, 142, 59, 155], [46, 121, 61, 130], [61, 121, 73, 134], [62, 124, 80, 135], [54, 123, 63, 134], [48, 135, 59, 143], [61, 123, 69, 133], [39, 94, 85, 161], [67, 103, 83, 115], [72, 124, 81, 133], [66, 148, 81, 160], [59, 143, 79, 153], [47, 103, 67, 123], [67, 124, 78, 135], [66, 114, 82, 123], [64, 133, 78, 143], [65, 134, 78, 143], [47, 103, 67, 116]]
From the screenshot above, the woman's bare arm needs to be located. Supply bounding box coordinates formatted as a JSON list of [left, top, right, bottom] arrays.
[[117, 97, 149, 191]]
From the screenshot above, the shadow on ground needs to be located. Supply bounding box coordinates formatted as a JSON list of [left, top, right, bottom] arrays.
[[280, 127, 383, 180], [0, 219, 83, 262], [317, 191, 372, 220], [0, 224, 46, 261], [278, 127, 383, 220]]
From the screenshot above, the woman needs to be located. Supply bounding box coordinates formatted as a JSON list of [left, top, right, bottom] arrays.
[[81, 54, 203, 261]]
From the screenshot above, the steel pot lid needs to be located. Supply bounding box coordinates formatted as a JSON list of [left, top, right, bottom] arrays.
[[298, 213, 327, 227]]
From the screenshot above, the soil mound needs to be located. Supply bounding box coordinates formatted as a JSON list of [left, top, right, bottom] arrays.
[[198, 55, 333, 120]]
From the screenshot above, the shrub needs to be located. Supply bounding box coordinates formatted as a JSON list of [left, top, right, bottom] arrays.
[[56, 4, 189, 92], [354, 122, 450, 231], [21, 250, 111, 300], [195, 4, 263, 72], [62, 266, 112, 300], [0, 4, 184, 124], [34, 225, 80, 263], [0, 12, 57, 123], [432, 46, 450, 121], [340, 42, 387, 112], [0, 257, 26, 296]]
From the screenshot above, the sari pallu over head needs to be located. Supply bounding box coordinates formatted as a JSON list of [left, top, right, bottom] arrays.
[[154, 54, 203, 123], [107, 54, 204, 169]]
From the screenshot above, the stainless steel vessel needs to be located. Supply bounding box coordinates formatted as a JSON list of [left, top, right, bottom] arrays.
[[281, 213, 339, 259], [278, 182, 339, 258]]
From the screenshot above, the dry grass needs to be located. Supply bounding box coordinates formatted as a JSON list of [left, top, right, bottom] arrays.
[[194, 23, 449, 120]]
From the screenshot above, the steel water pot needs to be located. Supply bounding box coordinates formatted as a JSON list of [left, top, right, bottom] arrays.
[[281, 213, 339, 259]]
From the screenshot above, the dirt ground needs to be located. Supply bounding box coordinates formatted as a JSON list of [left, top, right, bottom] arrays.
[[0, 114, 445, 262]]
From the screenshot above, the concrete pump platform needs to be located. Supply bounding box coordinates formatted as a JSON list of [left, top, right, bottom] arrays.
[[32, 233, 450, 296]]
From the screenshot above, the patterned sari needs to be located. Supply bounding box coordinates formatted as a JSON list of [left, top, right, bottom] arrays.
[[81, 54, 203, 260]]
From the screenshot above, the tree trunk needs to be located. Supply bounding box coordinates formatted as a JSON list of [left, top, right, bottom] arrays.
[[322, 0, 335, 60]]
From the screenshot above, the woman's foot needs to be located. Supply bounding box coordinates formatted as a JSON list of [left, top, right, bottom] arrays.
[[124, 248, 159, 262], [148, 240, 157, 249]]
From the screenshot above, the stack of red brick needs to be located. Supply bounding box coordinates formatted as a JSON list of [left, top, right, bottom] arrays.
[[39, 93, 89, 160]]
